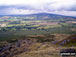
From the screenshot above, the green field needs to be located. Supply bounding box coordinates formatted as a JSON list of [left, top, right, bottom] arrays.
[[0, 15, 76, 41]]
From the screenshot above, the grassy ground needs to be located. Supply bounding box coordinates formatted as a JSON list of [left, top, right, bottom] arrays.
[[0, 34, 76, 57], [0, 28, 75, 41]]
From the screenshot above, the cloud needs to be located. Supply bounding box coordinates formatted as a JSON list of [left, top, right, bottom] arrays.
[[0, 7, 44, 15], [0, 0, 51, 5], [49, 10, 76, 16], [0, 0, 76, 16]]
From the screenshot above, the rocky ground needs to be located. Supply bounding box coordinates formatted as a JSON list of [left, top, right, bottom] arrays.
[[0, 34, 76, 57]]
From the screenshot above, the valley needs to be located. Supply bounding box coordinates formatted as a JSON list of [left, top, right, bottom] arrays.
[[0, 13, 76, 57]]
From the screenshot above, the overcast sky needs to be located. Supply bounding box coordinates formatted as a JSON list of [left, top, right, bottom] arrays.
[[0, 0, 76, 16]]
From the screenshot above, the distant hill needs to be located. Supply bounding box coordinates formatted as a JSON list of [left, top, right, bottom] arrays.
[[23, 13, 76, 20], [0, 13, 76, 20]]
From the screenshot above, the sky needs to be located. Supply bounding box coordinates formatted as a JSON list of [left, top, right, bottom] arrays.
[[0, 0, 76, 16]]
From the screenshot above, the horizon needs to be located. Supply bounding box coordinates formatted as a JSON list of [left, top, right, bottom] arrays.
[[0, 13, 76, 18]]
